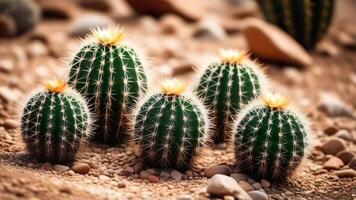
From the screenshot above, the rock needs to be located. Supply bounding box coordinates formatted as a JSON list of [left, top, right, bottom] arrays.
[[335, 169, 356, 178], [26, 41, 48, 57], [349, 158, 356, 170], [125, 0, 206, 21], [3, 119, 19, 129], [260, 179, 270, 188], [53, 165, 69, 173], [231, 173, 249, 182], [242, 18, 312, 67], [336, 129, 355, 142], [71, 162, 90, 174], [336, 150, 355, 165], [239, 180, 254, 192], [0, 86, 18, 102], [323, 157, 344, 170], [76, 0, 111, 12], [223, 196, 235, 200], [42, 162, 52, 171], [99, 175, 110, 182], [38, 0, 79, 19], [205, 165, 232, 178], [160, 171, 170, 180], [207, 175, 251, 199], [15, 151, 28, 160], [316, 41, 340, 57], [147, 175, 159, 183], [0, 59, 14, 73], [252, 182, 262, 190], [67, 14, 114, 37], [318, 92, 355, 118], [117, 182, 126, 188], [248, 191, 268, 200], [176, 194, 193, 200], [320, 138, 346, 155], [193, 19, 226, 41], [323, 126, 338, 136], [171, 170, 183, 181], [140, 170, 150, 179]]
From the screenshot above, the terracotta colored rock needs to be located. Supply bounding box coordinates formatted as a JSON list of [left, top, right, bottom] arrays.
[[205, 165, 232, 178], [125, 0, 206, 21], [71, 162, 90, 174], [323, 157, 344, 170], [320, 138, 346, 155], [335, 169, 356, 178], [147, 175, 159, 183], [336, 150, 355, 165], [242, 18, 313, 67]]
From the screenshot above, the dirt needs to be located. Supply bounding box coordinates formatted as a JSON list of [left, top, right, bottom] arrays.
[[0, 0, 355, 200]]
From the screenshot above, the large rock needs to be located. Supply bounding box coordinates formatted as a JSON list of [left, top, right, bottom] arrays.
[[206, 174, 251, 200], [125, 0, 206, 21], [323, 157, 344, 170], [242, 18, 312, 67]]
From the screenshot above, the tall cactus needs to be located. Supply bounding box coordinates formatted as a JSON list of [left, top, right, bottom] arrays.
[[256, 0, 335, 49], [234, 93, 310, 181], [134, 79, 208, 170], [21, 80, 91, 163], [195, 49, 265, 144], [68, 27, 147, 144]]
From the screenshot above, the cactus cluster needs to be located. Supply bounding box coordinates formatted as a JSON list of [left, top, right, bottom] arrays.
[[68, 27, 148, 144], [256, 0, 335, 49], [233, 93, 310, 181], [21, 80, 91, 163], [134, 79, 208, 170], [195, 49, 264, 143]]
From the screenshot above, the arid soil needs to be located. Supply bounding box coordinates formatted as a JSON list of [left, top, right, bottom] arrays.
[[0, 0, 355, 200]]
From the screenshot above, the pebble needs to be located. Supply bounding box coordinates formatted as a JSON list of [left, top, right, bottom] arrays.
[[147, 175, 159, 183], [15, 151, 28, 160], [140, 170, 150, 179], [336, 150, 355, 165], [42, 162, 52, 171], [53, 165, 69, 173], [117, 182, 126, 188], [205, 165, 232, 178], [349, 158, 356, 170], [336, 129, 354, 142], [318, 92, 355, 118], [242, 18, 312, 67], [260, 179, 270, 188], [71, 162, 90, 174], [231, 173, 249, 182], [67, 14, 114, 37], [223, 196, 235, 200], [252, 182, 262, 190], [335, 169, 356, 178], [171, 170, 183, 181], [323, 126, 338, 136], [176, 194, 193, 200], [323, 157, 344, 170], [160, 171, 170, 180], [3, 119, 19, 129], [239, 180, 254, 192], [206, 174, 251, 199], [248, 191, 268, 200], [320, 138, 346, 155], [193, 19, 227, 41], [99, 175, 110, 182]]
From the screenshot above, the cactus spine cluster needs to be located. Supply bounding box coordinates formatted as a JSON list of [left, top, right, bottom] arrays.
[[234, 93, 309, 181], [21, 80, 91, 163], [256, 0, 335, 49], [134, 79, 208, 170], [195, 49, 264, 143], [69, 27, 147, 144]]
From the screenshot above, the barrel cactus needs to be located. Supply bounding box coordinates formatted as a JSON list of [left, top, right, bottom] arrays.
[[234, 93, 310, 181], [256, 0, 335, 49], [68, 26, 148, 144], [21, 80, 91, 163], [134, 79, 208, 170], [195, 49, 265, 144]]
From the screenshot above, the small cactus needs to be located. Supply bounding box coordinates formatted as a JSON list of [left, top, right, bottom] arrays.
[[134, 79, 208, 170], [68, 26, 148, 144], [0, 0, 40, 36], [195, 49, 265, 143], [21, 80, 91, 163], [256, 0, 335, 49], [234, 93, 310, 181]]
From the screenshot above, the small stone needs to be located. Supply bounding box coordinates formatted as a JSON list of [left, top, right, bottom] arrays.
[[53, 165, 69, 173], [223, 196, 235, 200], [336, 150, 355, 165], [335, 169, 356, 178], [3, 119, 19, 129], [146, 168, 159, 175], [320, 138, 346, 155], [160, 171, 170, 180], [147, 175, 159, 183], [205, 165, 232, 178], [252, 182, 262, 190], [231, 173, 249, 182], [349, 158, 356, 170], [318, 92, 355, 118], [42, 162, 52, 171], [207, 175, 251, 199], [336, 129, 354, 142], [67, 14, 114, 37], [323, 157, 344, 170], [0, 59, 14, 73], [193, 19, 227, 41], [99, 175, 110, 182], [133, 162, 144, 173], [176, 194, 193, 200], [15, 151, 28, 160], [260, 179, 270, 188], [71, 162, 90, 174], [323, 126, 338, 136], [239, 180, 254, 192], [171, 170, 183, 181], [248, 191, 268, 200], [117, 182, 126, 188], [140, 170, 150, 179], [316, 41, 340, 57]]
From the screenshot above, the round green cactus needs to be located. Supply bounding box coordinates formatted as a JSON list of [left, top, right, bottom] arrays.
[[21, 80, 91, 163], [234, 93, 310, 181], [256, 0, 335, 49], [134, 79, 208, 170], [195, 49, 265, 144], [68, 27, 147, 144]]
